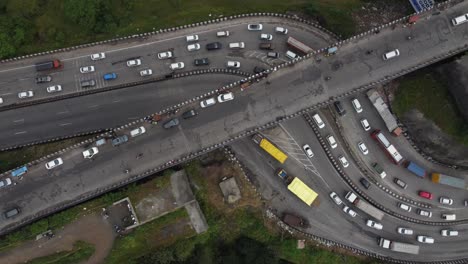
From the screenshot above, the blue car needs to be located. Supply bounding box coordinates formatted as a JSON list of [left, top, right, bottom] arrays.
[[103, 73, 117, 80]]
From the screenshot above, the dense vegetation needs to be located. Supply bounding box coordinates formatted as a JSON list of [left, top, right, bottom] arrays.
[[27, 241, 95, 264]]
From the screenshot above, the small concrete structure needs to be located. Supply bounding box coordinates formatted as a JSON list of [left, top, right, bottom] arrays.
[[219, 177, 241, 203]]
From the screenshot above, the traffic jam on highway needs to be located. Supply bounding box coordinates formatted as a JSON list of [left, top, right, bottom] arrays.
[[1, 7, 468, 261]]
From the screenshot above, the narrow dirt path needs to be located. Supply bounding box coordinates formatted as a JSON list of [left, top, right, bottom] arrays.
[[0, 212, 115, 264]]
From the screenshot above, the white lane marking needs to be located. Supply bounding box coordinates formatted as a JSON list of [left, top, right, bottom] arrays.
[[112, 99, 121, 103], [88, 105, 99, 109], [0, 92, 12, 96], [59, 123, 72, 126], [13, 119, 24, 123], [57, 111, 69, 115], [128, 117, 139, 120], [14, 131, 27, 135]]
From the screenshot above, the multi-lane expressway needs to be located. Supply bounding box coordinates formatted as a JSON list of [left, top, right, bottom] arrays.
[[0, 1, 468, 262]]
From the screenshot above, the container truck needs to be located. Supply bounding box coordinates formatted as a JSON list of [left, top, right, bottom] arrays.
[[35, 59, 61, 71], [378, 238, 420, 254], [345, 191, 384, 220], [252, 134, 288, 164], [431, 173, 466, 189], [286, 36, 313, 55], [404, 161, 426, 178]]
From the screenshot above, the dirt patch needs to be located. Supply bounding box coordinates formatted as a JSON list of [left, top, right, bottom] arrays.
[[352, 0, 412, 32], [0, 213, 115, 264], [134, 189, 177, 223]]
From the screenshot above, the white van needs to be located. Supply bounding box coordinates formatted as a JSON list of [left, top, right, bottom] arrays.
[[383, 49, 400, 60], [442, 213, 456, 221], [229, 42, 245, 49], [286, 50, 298, 60], [312, 114, 325, 129], [130, 126, 146, 137]]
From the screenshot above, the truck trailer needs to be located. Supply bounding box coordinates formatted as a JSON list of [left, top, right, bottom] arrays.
[[378, 238, 420, 254], [252, 134, 288, 164], [431, 173, 466, 189], [35, 59, 61, 71], [404, 161, 426, 178], [345, 191, 384, 220]]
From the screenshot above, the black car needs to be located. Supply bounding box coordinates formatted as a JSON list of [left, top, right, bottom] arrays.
[[253, 66, 266, 74], [182, 109, 198, 119], [81, 79, 96, 88], [194, 58, 209, 66], [360, 178, 371, 189], [35, 75, 52, 83], [333, 101, 346, 116], [206, 42, 222, 50], [4, 208, 20, 219], [163, 118, 180, 129]]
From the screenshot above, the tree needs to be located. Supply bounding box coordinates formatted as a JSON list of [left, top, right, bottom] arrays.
[[6, 0, 39, 18], [64, 0, 98, 32], [0, 33, 16, 59]]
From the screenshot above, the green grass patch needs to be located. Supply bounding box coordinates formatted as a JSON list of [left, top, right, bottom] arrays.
[[105, 208, 193, 264], [393, 72, 468, 146], [304, 0, 362, 37], [0, 135, 94, 174], [27, 240, 95, 264]]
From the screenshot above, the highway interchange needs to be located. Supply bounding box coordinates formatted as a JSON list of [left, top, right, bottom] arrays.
[[0, 1, 468, 262]]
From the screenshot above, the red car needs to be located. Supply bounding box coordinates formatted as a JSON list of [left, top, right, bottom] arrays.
[[418, 191, 433, 200]]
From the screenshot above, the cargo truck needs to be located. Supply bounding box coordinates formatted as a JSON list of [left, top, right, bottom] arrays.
[[287, 177, 318, 206], [252, 134, 288, 164], [431, 173, 466, 189], [378, 237, 420, 255], [404, 161, 426, 178], [345, 191, 384, 220], [35, 60, 61, 71]]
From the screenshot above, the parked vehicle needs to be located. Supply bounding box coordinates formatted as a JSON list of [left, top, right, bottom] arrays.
[[36, 75, 52, 83], [200, 98, 216, 108], [229, 42, 245, 49], [302, 144, 314, 158], [103, 73, 117, 80], [45, 158, 63, 170], [452, 14, 468, 26], [187, 43, 201, 51], [82, 147, 99, 159], [4, 208, 20, 219], [259, 43, 275, 50], [360, 119, 371, 131], [182, 109, 198, 119], [405, 161, 426, 178], [260, 33, 273, 40], [170, 62, 185, 70], [47, 85, 62, 93], [360, 178, 371, 189], [247, 24, 263, 31], [442, 213, 456, 220], [81, 79, 96, 88], [206, 42, 222, 50], [275, 27, 288, 34], [186, 35, 199, 42], [439, 197, 453, 205], [431, 173, 465, 190], [351, 98, 363, 113], [18, 91, 34, 99], [383, 49, 400, 60], [252, 134, 288, 164], [329, 192, 342, 205], [157, 51, 173, 59], [398, 202, 411, 212], [0, 178, 12, 188], [194, 58, 209, 66], [11, 166, 28, 177], [267, 52, 279, 58], [163, 118, 180, 129], [226, 61, 240, 68], [372, 163, 387, 179], [358, 142, 369, 155], [343, 206, 357, 217], [333, 101, 346, 116], [393, 178, 407, 189], [112, 135, 129, 146], [140, 69, 153, 77], [130, 127, 146, 137], [338, 155, 349, 168], [127, 59, 141, 67], [216, 31, 229, 37], [80, 66, 95, 73], [90, 53, 106, 60], [217, 92, 234, 103], [326, 135, 337, 149], [418, 191, 433, 200]]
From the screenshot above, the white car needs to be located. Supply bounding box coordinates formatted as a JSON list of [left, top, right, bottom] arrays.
[[187, 43, 201, 51], [366, 220, 383, 230], [130, 126, 146, 137], [169, 62, 185, 70], [439, 197, 453, 205], [329, 192, 342, 205], [157, 51, 173, 59], [0, 178, 12, 188], [275, 27, 288, 34], [18, 91, 34, 99], [343, 206, 357, 217], [90, 53, 106, 60], [397, 227, 414, 235], [452, 14, 468, 26], [216, 31, 229, 37], [302, 144, 314, 158], [140, 69, 153, 77], [200, 97, 216, 108], [127, 59, 141, 67], [417, 209, 432, 218], [217, 92, 234, 103], [82, 147, 99, 159], [46, 85, 62, 93], [441, 230, 459, 237], [326, 135, 337, 149], [398, 202, 411, 212], [383, 49, 400, 60], [186, 35, 199, 42], [260, 33, 273, 41], [80, 66, 95, 73], [45, 158, 63, 170], [338, 155, 349, 168], [247, 24, 263, 31], [360, 119, 371, 131], [351, 98, 363, 113], [358, 142, 369, 155], [0, 97, 3, 104], [226, 61, 240, 69], [417, 236, 434, 244]]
